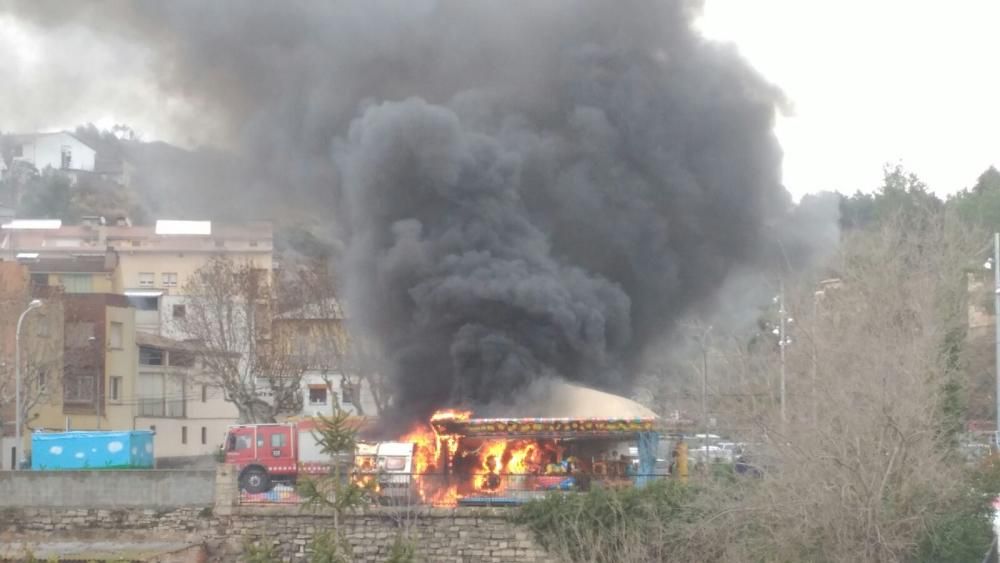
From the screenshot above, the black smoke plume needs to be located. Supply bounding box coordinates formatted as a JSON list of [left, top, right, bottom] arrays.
[[1, 1, 830, 423]]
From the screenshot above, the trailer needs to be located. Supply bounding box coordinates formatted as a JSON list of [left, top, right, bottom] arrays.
[[425, 415, 683, 506], [31, 430, 154, 470]]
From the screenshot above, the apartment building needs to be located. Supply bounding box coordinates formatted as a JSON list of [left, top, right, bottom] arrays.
[[25, 249, 122, 294], [2, 219, 273, 334], [273, 298, 381, 418], [0, 218, 280, 462], [30, 293, 138, 435], [133, 332, 238, 461]]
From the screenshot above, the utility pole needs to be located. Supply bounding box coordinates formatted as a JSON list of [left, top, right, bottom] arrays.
[[812, 290, 821, 428], [700, 326, 712, 459], [14, 299, 43, 470], [994, 233, 999, 447], [89, 336, 100, 430], [95, 373, 102, 430], [779, 280, 787, 424]]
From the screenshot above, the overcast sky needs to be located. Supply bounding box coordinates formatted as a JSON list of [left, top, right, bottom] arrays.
[[698, 0, 1000, 199], [3, 1, 997, 201]]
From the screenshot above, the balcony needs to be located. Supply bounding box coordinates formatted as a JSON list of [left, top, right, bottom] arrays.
[[138, 397, 186, 418]]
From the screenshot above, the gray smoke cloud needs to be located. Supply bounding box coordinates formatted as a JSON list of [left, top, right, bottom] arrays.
[[0, 0, 834, 423]]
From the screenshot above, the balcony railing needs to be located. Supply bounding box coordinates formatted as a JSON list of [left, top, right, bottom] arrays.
[[138, 398, 187, 418]]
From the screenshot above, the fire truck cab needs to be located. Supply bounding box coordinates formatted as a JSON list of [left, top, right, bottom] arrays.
[[224, 423, 303, 493], [224, 422, 416, 497]]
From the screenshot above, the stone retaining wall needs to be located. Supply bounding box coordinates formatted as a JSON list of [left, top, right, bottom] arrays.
[[1, 465, 548, 562], [0, 506, 546, 562]]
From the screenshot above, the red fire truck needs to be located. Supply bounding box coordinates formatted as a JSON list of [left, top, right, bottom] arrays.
[[223, 420, 414, 495]]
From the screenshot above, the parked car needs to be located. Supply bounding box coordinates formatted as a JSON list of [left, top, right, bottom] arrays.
[[688, 444, 733, 464], [716, 441, 746, 457]]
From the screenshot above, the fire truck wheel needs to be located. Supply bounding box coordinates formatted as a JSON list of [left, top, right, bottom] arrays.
[[240, 467, 271, 494]]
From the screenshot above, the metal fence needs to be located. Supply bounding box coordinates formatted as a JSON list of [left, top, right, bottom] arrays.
[[237, 472, 672, 506]]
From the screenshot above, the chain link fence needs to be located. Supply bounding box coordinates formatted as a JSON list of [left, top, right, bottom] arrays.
[[237, 471, 672, 506]]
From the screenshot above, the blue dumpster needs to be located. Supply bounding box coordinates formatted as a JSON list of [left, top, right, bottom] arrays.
[[31, 430, 154, 470]]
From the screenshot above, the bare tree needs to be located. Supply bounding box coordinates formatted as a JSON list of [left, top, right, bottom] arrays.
[[280, 261, 390, 416], [701, 209, 988, 562], [597, 209, 994, 562], [0, 301, 63, 439], [179, 257, 304, 423]]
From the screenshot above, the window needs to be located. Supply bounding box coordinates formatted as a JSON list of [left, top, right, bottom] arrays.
[[30, 273, 49, 287], [38, 369, 47, 390], [270, 433, 286, 448], [150, 425, 156, 433], [138, 272, 154, 287], [64, 373, 95, 404], [60, 274, 93, 293], [139, 346, 163, 366], [60, 145, 72, 169], [162, 272, 178, 287], [201, 385, 208, 403], [233, 435, 251, 450], [13, 144, 23, 157], [201, 427, 207, 445], [138, 372, 185, 418], [128, 296, 159, 311], [109, 376, 122, 401], [308, 385, 328, 406], [250, 241, 259, 247], [384, 457, 406, 471], [172, 304, 186, 319], [131, 240, 141, 248], [181, 426, 187, 445], [214, 239, 225, 248], [109, 322, 123, 349]]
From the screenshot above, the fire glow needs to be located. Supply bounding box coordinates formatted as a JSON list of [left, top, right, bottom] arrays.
[[399, 409, 558, 506]]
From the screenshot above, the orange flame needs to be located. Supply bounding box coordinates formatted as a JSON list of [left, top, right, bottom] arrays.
[[472, 440, 548, 491], [390, 409, 559, 505], [430, 408, 472, 422], [397, 417, 460, 505]]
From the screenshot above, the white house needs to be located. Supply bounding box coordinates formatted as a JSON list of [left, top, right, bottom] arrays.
[[302, 372, 380, 417], [11, 132, 97, 173]]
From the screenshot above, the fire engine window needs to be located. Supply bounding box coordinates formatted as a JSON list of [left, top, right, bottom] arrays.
[[270, 433, 286, 448], [231, 435, 251, 450], [384, 456, 406, 471]]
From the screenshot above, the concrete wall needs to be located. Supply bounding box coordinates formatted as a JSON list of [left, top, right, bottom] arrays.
[[0, 469, 215, 508], [135, 415, 234, 458]]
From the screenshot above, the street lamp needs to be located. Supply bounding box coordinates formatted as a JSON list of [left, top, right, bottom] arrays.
[[982, 234, 1000, 448], [14, 298, 43, 470], [692, 325, 712, 460], [775, 281, 793, 424]]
